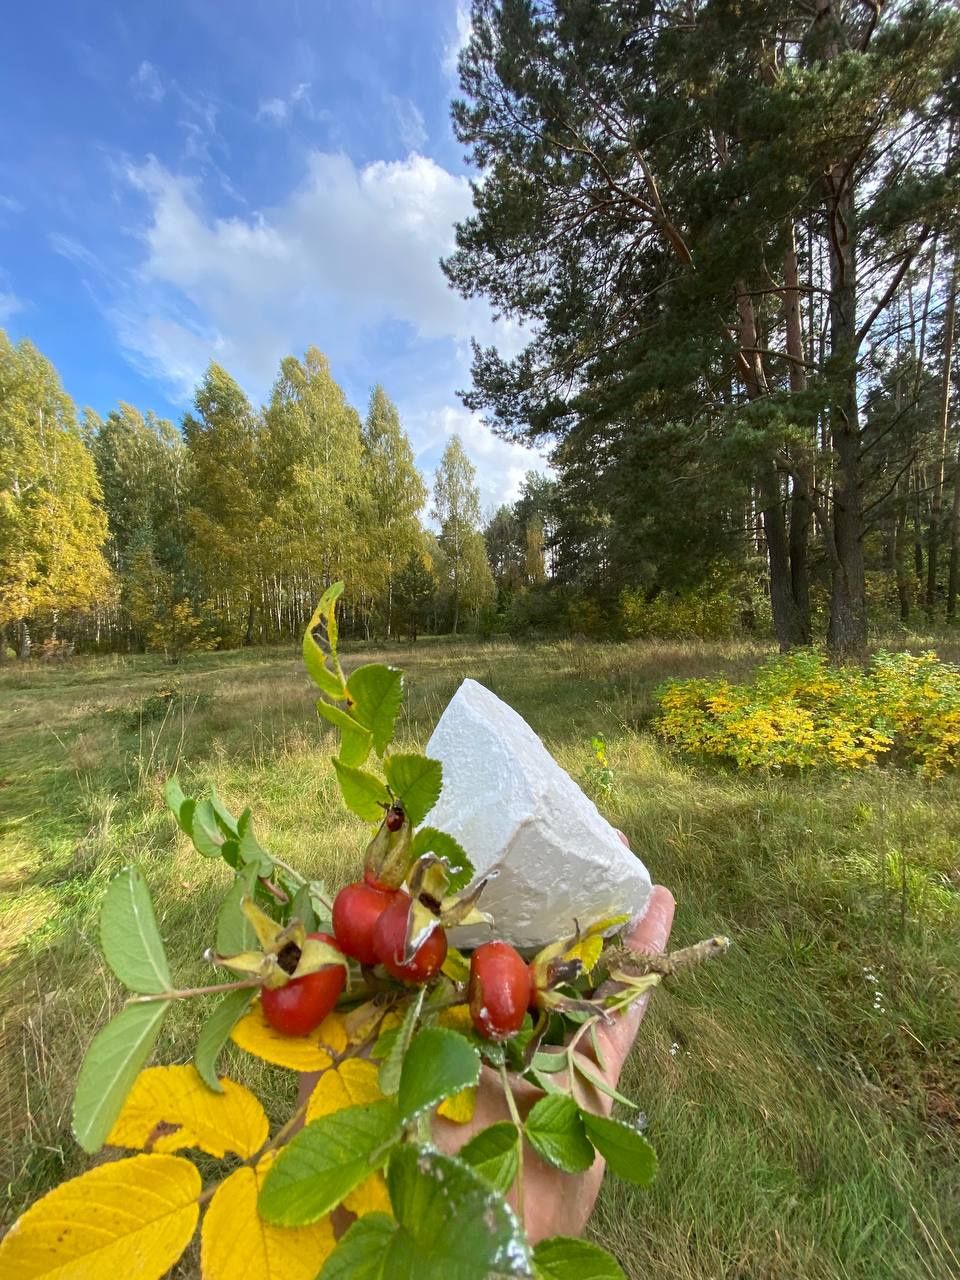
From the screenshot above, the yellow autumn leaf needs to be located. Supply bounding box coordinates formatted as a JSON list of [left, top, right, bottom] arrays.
[[438, 1004, 474, 1035], [344, 1172, 392, 1217], [565, 934, 604, 972], [0, 1153, 200, 1280], [201, 1152, 334, 1280], [230, 1001, 345, 1070], [437, 1085, 477, 1124], [107, 1065, 269, 1159], [306, 1057, 382, 1124]]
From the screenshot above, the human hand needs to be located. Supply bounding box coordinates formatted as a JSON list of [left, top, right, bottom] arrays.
[[434, 880, 676, 1245]]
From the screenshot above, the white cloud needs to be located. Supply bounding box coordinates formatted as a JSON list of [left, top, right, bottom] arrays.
[[102, 147, 543, 504], [257, 82, 312, 125], [131, 60, 165, 103], [0, 194, 23, 215], [390, 96, 427, 151], [411, 403, 548, 514], [49, 232, 106, 274], [0, 289, 22, 325], [443, 1, 472, 80]]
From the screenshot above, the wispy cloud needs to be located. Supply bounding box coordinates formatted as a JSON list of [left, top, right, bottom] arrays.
[[49, 232, 107, 275], [131, 60, 165, 103], [390, 96, 427, 152], [442, 1, 472, 80], [0, 285, 22, 325], [0, 194, 23, 216], [257, 82, 312, 125]]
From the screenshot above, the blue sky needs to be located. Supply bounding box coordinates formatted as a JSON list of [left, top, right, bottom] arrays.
[[0, 0, 544, 510]]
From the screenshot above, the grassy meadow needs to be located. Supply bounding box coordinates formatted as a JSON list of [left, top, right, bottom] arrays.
[[1, 636, 959, 1279]]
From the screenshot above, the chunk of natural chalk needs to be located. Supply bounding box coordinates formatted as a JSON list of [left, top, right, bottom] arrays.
[[425, 678, 652, 950]]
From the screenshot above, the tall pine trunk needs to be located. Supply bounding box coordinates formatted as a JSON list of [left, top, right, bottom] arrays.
[[926, 266, 956, 619], [824, 176, 867, 660]]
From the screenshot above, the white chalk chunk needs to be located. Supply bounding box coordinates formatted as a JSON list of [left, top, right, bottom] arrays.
[[425, 678, 652, 950]]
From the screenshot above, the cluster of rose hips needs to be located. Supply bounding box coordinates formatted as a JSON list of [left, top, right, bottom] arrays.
[[259, 805, 535, 1043]]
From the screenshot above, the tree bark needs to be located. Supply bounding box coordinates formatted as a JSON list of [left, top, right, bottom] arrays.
[[925, 265, 956, 619], [17, 619, 31, 661], [783, 229, 813, 644], [948, 427, 960, 622], [823, 173, 867, 659]]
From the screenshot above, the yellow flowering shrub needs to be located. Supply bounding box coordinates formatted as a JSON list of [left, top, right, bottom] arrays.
[[655, 650, 960, 777]]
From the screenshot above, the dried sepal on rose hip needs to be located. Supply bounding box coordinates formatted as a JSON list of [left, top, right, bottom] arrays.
[[373, 889, 448, 983], [363, 803, 413, 890], [207, 899, 348, 1035], [527, 912, 631, 1015]]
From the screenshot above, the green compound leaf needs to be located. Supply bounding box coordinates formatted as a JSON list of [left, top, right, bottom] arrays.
[[397, 1027, 480, 1121], [236, 808, 274, 875], [289, 882, 317, 932], [318, 1213, 395, 1280], [533, 1237, 626, 1279], [194, 986, 254, 1093], [459, 1121, 521, 1194], [215, 862, 259, 958], [163, 777, 191, 832], [580, 1111, 657, 1186], [72, 999, 171, 1153], [316, 699, 373, 767], [303, 584, 346, 699], [99, 866, 172, 995], [384, 753, 442, 827], [384, 1145, 532, 1278], [347, 663, 404, 756], [525, 1093, 595, 1173], [409, 826, 475, 892], [378, 986, 425, 1096], [191, 797, 226, 857], [258, 1099, 402, 1226], [332, 758, 392, 823]]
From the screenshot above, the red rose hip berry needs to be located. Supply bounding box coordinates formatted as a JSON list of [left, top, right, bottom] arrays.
[[332, 881, 394, 966], [260, 932, 346, 1036], [469, 941, 532, 1041], [373, 890, 447, 984]]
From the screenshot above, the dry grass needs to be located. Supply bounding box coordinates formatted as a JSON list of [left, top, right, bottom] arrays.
[[1, 635, 959, 1279]]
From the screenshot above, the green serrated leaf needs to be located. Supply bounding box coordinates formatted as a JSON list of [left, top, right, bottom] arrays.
[[525, 1093, 595, 1173], [347, 664, 404, 755], [459, 1121, 521, 1194], [397, 1027, 480, 1121], [533, 1236, 627, 1279], [236, 808, 274, 875], [581, 1111, 657, 1186], [209, 787, 239, 837], [72, 999, 171, 1153], [303, 586, 346, 699], [99, 866, 172, 994], [530, 1051, 568, 1074], [194, 986, 254, 1093], [572, 1059, 638, 1110], [290, 883, 317, 933], [191, 797, 226, 857], [332, 758, 391, 823], [316, 700, 373, 767], [383, 754, 443, 827], [318, 1212, 394, 1280], [385, 1145, 532, 1278], [163, 777, 189, 831], [215, 863, 260, 955], [259, 1099, 402, 1226], [409, 826, 475, 891], [378, 986, 425, 1094]]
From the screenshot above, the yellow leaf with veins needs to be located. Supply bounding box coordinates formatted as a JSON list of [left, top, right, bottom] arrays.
[[306, 1058, 382, 1123], [107, 1065, 268, 1158], [0, 1153, 200, 1280], [231, 1001, 342, 1071], [201, 1151, 334, 1280]]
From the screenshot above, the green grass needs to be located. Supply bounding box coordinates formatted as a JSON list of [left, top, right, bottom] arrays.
[[1, 637, 958, 1279]]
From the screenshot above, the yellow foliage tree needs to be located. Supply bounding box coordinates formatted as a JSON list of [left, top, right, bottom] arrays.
[[0, 331, 112, 655]]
